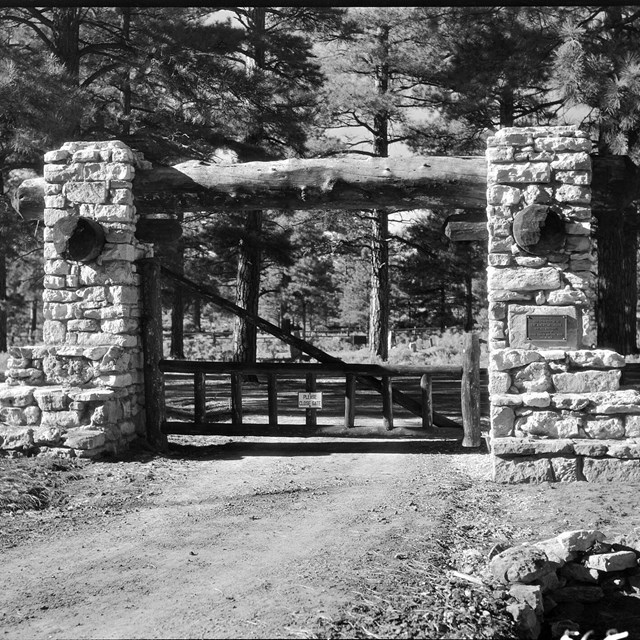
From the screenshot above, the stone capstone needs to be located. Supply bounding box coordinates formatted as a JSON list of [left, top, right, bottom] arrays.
[[490, 545, 555, 584]]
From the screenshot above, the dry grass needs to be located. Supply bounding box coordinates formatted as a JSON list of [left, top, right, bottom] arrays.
[[0, 456, 85, 513]]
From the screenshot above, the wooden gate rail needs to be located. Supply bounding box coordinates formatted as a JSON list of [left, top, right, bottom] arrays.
[[159, 360, 470, 439], [155, 264, 465, 430]]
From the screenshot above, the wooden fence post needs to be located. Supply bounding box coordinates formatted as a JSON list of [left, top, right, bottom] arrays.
[[461, 331, 481, 447], [139, 258, 168, 451]]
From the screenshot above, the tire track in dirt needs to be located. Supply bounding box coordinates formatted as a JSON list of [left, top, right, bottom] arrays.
[[1, 438, 476, 639]]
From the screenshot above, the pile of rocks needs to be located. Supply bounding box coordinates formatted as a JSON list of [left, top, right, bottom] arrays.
[[489, 529, 638, 639]]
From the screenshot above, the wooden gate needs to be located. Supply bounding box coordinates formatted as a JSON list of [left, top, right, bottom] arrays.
[[139, 260, 482, 448]]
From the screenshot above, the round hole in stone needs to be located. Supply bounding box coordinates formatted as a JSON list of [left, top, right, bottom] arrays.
[[63, 217, 106, 263], [513, 204, 565, 256]]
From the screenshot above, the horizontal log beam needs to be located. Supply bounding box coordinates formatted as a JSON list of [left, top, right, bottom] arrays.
[[133, 156, 488, 211], [14, 154, 639, 223]]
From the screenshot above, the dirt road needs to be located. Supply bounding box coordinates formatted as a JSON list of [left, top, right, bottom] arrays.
[[1, 434, 484, 639]]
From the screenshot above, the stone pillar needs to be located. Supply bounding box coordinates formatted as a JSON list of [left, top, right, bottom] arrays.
[[487, 126, 640, 482], [0, 141, 152, 458]]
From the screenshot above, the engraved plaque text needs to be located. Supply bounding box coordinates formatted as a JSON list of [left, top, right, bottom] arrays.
[[526, 315, 568, 341]]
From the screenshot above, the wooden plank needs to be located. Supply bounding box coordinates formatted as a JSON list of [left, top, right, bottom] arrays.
[[267, 373, 278, 426], [420, 374, 433, 430], [382, 376, 394, 430], [159, 359, 462, 378], [305, 372, 317, 428], [194, 372, 206, 424], [162, 421, 457, 439], [345, 374, 356, 428], [230, 373, 243, 427], [461, 332, 482, 448], [138, 258, 168, 451]]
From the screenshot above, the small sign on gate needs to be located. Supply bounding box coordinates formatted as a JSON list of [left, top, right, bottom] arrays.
[[298, 392, 323, 409]]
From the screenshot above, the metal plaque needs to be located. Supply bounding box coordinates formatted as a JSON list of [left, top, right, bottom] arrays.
[[526, 315, 568, 341]]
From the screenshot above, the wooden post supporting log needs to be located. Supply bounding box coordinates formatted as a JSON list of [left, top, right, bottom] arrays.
[[345, 374, 356, 428], [138, 258, 168, 451], [194, 372, 206, 425], [420, 374, 433, 430], [267, 374, 278, 427], [382, 376, 394, 430], [231, 374, 243, 427], [461, 332, 481, 448], [306, 372, 317, 428]]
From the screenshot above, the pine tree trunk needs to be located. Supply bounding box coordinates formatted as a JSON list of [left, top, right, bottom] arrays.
[[464, 271, 474, 332], [169, 218, 185, 359], [595, 205, 627, 352], [193, 298, 201, 332], [623, 205, 638, 353], [0, 237, 6, 353], [369, 209, 389, 360], [367, 24, 391, 361], [233, 210, 262, 363]]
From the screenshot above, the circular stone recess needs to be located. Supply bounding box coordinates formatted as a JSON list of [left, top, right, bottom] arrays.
[[513, 204, 565, 256], [55, 217, 106, 263]]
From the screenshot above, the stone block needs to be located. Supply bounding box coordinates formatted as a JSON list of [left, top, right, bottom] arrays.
[[509, 584, 543, 616], [556, 170, 591, 185], [567, 350, 625, 369], [44, 149, 71, 163], [550, 152, 591, 171], [582, 458, 640, 481], [101, 319, 138, 334], [73, 149, 101, 162], [535, 136, 591, 152], [625, 416, 640, 437], [33, 387, 70, 411], [521, 392, 551, 408], [490, 162, 551, 184], [42, 355, 95, 386], [63, 182, 109, 203], [44, 163, 81, 183], [492, 394, 523, 407], [32, 426, 63, 446], [488, 266, 562, 292], [0, 386, 36, 407], [488, 253, 513, 266], [587, 390, 640, 414], [606, 443, 640, 458], [552, 370, 620, 394], [42, 321, 66, 344], [490, 544, 555, 583], [523, 185, 553, 205], [0, 425, 34, 449], [513, 362, 552, 393], [558, 563, 599, 584], [551, 457, 579, 482], [63, 427, 106, 450], [489, 372, 511, 396], [584, 551, 637, 572], [93, 204, 135, 222], [493, 455, 553, 483], [82, 162, 134, 181], [550, 394, 591, 411], [583, 416, 624, 440], [487, 184, 522, 205], [565, 221, 591, 235], [515, 412, 581, 438], [506, 602, 541, 640], [68, 388, 116, 402], [0, 407, 26, 425], [572, 441, 608, 457], [491, 405, 515, 436], [491, 438, 574, 456], [491, 349, 543, 372]]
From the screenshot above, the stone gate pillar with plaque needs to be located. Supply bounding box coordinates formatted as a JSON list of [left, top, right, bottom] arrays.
[[487, 126, 640, 483]]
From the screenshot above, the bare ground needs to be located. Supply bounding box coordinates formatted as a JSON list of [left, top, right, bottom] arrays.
[[2, 430, 640, 640]]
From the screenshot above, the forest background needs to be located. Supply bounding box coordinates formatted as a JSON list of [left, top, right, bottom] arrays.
[[1, 5, 639, 365]]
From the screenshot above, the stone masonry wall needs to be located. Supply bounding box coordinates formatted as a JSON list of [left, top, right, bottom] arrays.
[[0, 141, 152, 458], [487, 126, 640, 482]]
